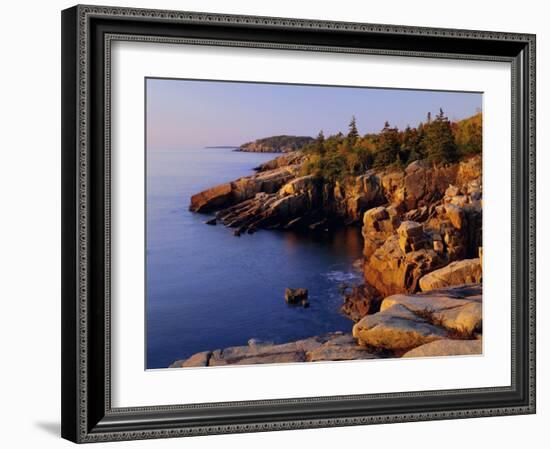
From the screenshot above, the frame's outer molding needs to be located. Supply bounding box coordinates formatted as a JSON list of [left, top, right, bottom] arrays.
[[61, 4, 536, 443], [61, 5, 79, 442]]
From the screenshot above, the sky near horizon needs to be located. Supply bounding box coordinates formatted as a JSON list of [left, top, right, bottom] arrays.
[[146, 78, 482, 150]]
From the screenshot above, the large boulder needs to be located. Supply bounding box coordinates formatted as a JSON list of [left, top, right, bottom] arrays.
[[380, 284, 482, 335], [424, 194, 482, 261], [403, 339, 482, 358], [364, 235, 446, 297], [397, 221, 429, 253], [352, 304, 447, 350], [435, 301, 482, 335], [232, 166, 296, 201], [190, 183, 233, 213], [419, 258, 482, 291], [279, 175, 317, 196], [364, 206, 390, 229], [352, 284, 482, 352], [342, 171, 386, 222], [380, 284, 482, 312], [169, 351, 210, 368], [341, 283, 381, 322], [398, 220, 424, 238], [362, 206, 401, 259]]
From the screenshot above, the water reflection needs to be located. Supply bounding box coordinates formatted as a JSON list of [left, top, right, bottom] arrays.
[[283, 225, 363, 257]]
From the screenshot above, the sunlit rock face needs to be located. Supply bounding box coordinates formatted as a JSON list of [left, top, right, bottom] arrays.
[[352, 284, 482, 352]]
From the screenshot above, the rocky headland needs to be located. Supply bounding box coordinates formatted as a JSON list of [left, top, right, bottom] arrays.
[[176, 140, 483, 367], [237, 135, 314, 153]]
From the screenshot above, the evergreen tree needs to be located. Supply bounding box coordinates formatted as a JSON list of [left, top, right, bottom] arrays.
[[313, 130, 325, 154], [401, 125, 423, 164], [424, 108, 458, 163], [416, 123, 427, 157], [346, 116, 359, 148], [373, 121, 401, 168]]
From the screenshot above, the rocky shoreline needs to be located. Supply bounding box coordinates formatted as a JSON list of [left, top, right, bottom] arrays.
[[170, 332, 380, 367], [174, 151, 483, 367]]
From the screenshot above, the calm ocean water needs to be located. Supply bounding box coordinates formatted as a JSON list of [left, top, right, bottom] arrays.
[[146, 148, 363, 369]]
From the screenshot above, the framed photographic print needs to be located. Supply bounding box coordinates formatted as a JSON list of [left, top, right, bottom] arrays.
[[61, 4, 536, 443]]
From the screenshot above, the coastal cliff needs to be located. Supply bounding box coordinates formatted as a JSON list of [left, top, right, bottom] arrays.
[[189, 152, 481, 242]]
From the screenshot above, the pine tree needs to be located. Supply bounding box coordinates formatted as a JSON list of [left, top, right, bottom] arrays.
[[401, 125, 423, 164], [424, 108, 458, 163], [314, 130, 325, 154], [346, 116, 359, 148], [373, 121, 401, 168]]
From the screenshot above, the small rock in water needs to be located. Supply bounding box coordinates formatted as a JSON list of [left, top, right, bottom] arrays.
[[204, 217, 217, 225], [285, 288, 308, 305]]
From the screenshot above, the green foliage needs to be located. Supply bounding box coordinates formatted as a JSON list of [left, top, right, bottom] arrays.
[[400, 125, 424, 164], [346, 116, 359, 148], [453, 112, 482, 156], [240, 135, 314, 151], [373, 122, 401, 168], [423, 109, 458, 164], [300, 111, 481, 183]]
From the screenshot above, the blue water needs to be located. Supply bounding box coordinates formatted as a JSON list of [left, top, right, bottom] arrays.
[[146, 148, 363, 369]]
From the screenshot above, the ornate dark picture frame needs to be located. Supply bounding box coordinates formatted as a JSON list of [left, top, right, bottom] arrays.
[[61, 4, 536, 443]]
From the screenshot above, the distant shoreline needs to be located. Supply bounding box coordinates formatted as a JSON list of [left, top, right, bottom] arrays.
[[232, 148, 283, 153], [204, 145, 239, 149]]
